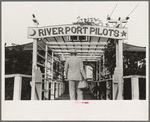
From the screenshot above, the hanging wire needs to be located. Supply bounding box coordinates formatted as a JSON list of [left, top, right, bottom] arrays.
[[110, 3, 118, 17], [124, 3, 140, 27], [127, 3, 140, 17]]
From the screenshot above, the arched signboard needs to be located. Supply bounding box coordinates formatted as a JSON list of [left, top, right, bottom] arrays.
[[28, 24, 128, 39]]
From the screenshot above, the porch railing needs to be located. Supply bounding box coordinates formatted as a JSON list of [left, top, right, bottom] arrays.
[[5, 74, 65, 100], [123, 75, 146, 100], [5, 74, 31, 100], [89, 75, 146, 100], [5, 74, 146, 100]]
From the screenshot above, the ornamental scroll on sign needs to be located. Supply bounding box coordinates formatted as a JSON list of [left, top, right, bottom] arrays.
[[28, 24, 128, 39]]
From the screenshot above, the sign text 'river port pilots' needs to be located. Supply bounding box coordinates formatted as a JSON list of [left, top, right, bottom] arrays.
[[28, 25, 128, 39]]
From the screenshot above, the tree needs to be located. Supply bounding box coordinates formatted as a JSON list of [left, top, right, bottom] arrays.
[[103, 39, 146, 76], [5, 45, 32, 100], [5, 45, 32, 75], [123, 51, 146, 76], [103, 39, 117, 75]]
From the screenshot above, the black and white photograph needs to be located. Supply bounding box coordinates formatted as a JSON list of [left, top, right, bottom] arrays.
[[2, 1, 148, 121]]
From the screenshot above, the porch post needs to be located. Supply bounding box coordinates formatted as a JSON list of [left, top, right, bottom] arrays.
[[116, 39, 123, 100], [99, 58, 101, 81], [44, 44, 49, 100], [31, 17, 38, 100], [102, 54, 105, 76], [132, 77, 139, 100], [98, 59, 102, 99], [13, 74, 22, 100], [97, 60, 99, 99], [55, 82, 59, 98], [108, 18, 128, 100], [51, 52, 54, 100], [59, 82, 62, 96]]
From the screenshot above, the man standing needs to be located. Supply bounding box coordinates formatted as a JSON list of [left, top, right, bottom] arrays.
[[65, 49, 86, 100]]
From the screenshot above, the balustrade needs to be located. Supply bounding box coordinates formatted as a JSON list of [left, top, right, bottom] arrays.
[[123, 75, 146, 100], [5, 74, 31, 100], [5, 74, 65, 100], [89, 75, 146, 100]]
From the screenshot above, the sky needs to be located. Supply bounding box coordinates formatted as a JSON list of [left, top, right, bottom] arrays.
[[2, 1, 148, 47]]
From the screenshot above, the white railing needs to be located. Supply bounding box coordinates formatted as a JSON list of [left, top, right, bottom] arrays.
[[49, 79, 65, 100], [5, 74, 65, 100], [5, 74, 31, 100], [89, 75, 146, 100], [6, 74, 145, 100], [123, 75, 146, 100]]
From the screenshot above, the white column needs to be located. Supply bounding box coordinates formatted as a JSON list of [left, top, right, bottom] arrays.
[[97, 61, 99, 99], [114, 39, 123, 100], [116, 40, 119, 68], [55, 82, 59, 98], [59, 82, 62, 96], [102, 54, 105, 76], [132, 77, 139, 100], [31, 19, 38, 100], [99, 59, 101, 81], [44, 45, 49, 100], [13, 75, 22, 100], [51, 81, 55, 100], [61, 82, 63, 94], [113, 40, 119, 100], [62, 82, 64, 95], [117, 40, 123, 100], [51, 52, 54, 79], [50, 52, 54, 100], [60, 82, 62, 95]]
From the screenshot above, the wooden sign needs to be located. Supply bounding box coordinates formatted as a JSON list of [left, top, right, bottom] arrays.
[[28, 24, 128, 39]]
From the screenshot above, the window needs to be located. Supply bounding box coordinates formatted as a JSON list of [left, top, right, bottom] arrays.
[[68, 36, 87, 42]]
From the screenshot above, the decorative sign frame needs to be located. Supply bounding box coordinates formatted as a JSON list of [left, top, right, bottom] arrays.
[[28, 24, 128, 39]]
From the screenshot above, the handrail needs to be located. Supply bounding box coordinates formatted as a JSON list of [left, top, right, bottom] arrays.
[[37, 62, 45, 67], [47, 53, 52, 58], [88, 78, 113, 82], [123, 75, 146, 79], [37, 43, 46, 52], [37, 52, 46, 60], [5, 74, 31, 78]]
